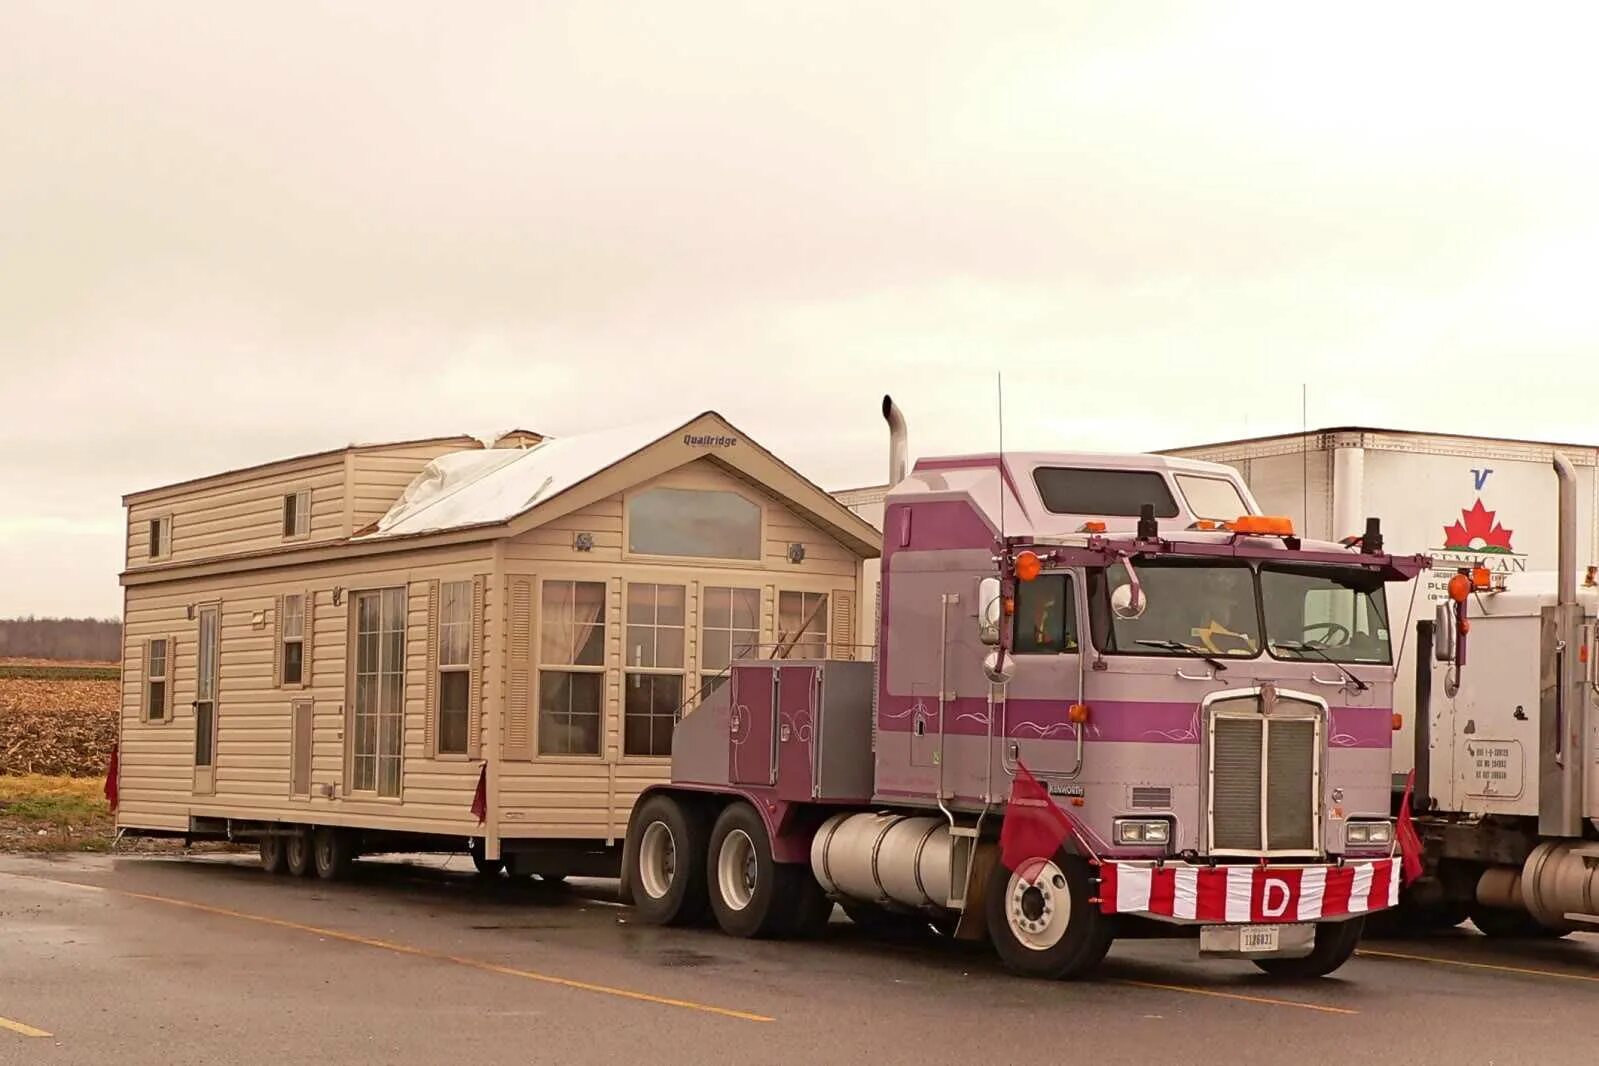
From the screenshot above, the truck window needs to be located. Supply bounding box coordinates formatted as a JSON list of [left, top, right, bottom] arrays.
[[1261, 565, 1391, 665], [1086, 560, 1260, 658], [1174, 475, 1249, 522], [1013, 573, 1077, 654], [1032, 467, 1180, 518]]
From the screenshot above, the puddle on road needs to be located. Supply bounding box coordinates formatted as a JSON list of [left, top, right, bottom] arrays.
[[655, 947, 718, 968]]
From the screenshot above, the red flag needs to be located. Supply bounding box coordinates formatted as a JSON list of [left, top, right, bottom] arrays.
[[470, 764, 487, 824], [103, 743, 120, 814], [1000, 762, 1081, 883], [1396, 769, 1424, 886]]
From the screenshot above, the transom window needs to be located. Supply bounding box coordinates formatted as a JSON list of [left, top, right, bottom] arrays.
[[437, 580, 472, 755], [777, 591, 828, 659], [352, 588, 406, 795], [146, 637, 169, 721], [700, 586, 760, 698], [627, 487, 761, 561], [625, 583, 685, 757], [538, 580, 606, 756]]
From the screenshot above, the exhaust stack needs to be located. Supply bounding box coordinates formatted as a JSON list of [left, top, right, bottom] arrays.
[[1542, 450, 1585, 837], [883, 395, 908, 487], [1555, 451, 1577, 606]]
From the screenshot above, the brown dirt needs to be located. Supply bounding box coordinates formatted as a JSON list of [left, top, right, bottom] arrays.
[[0, 675, 120, 777]]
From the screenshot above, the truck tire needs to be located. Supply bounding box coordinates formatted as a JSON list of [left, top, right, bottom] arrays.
[[628, 794, 710, 926], [284, 828, 314, 877], [984, 853, 1113, 979], [1469, 903, 1571, 939], [258, 834, 288, 874], [1254, 917, 1364, 978], [313, 827, 356, 881], [707, 802, 796, 939], [781, 872, 835, 939]]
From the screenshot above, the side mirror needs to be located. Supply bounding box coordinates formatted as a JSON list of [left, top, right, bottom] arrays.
[[977, 577, 1002, 647], [983, 649, 1015, 684], [1433, 604, 1456, 662], [1111, 582, 1146, 621]]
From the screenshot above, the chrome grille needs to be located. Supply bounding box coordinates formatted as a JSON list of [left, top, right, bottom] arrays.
[[1207, 693, 1321, 855], [1131, 786, 1173, 809], [1211, 717, 1263, 851]]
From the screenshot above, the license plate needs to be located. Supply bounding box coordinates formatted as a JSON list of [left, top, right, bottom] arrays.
[[1241, 925, 1281, 952]]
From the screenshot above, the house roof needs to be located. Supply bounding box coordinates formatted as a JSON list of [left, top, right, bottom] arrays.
[[353, 412, 883, 557]]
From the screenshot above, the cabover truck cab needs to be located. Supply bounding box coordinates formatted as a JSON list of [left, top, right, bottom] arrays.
[[625, 399, 1429, 979], [1404, 453, 1599, 936]]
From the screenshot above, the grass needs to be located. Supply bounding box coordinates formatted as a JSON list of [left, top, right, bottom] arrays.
[[0, 664, 120, 681], [0, 775, 113, 851]]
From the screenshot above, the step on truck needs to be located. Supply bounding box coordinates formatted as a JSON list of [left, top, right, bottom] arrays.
[[1403, 452, 1599, 936], [623, 398, 1429, 979]]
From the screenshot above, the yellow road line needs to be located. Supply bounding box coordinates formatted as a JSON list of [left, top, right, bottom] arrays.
[[3, 873, 771, 1024], [1115, 978, 1359, 1016], [0, 1016, 52, 1039], [1357, 947, 1599, 985]]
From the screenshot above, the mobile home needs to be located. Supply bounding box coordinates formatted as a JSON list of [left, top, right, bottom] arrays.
[[115, 416, 880, 877]]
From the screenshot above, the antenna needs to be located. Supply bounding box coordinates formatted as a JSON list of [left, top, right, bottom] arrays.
[[1301, 383, 1309, 532], [997, 373, 1006, 544]]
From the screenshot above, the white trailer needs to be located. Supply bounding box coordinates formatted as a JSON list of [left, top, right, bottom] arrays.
[[1163, 428, 1599, 789]]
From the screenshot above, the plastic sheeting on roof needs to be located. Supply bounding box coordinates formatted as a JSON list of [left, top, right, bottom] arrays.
[[357, 416, 692, 540]]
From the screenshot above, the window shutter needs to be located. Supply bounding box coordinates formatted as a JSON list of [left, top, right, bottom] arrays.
[[166, 635, 178, 719], [831, 591, 855, 661], [142, 638, 153, 721], [424, 579, 439, 758], [272, 595, 284, 688], [505, 577, 533, 760], [468, 575, 486, 759], [302, 588, 315, 686]]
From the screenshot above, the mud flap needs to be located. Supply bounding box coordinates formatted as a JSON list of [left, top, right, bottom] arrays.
[[953, 841, 1000, 942]]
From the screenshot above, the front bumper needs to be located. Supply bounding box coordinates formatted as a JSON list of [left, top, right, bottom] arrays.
[[1098, 858, 1400, 925]]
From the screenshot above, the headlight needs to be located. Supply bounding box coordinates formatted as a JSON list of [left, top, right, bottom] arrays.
[[1345, 820, 1393, 846], [1113, 818, 1172, 845]]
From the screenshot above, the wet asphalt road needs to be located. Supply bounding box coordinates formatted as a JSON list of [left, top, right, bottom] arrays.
[[0, 852, 1595, 1066]]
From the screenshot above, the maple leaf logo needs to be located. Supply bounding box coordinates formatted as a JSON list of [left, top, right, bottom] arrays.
[[1443, 499, 1514, 553]]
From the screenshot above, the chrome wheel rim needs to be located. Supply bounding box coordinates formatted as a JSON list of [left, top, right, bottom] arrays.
[[638, 821, 677, 900], [717, 829, 757, 911], [1006, 860, 1071, 951]]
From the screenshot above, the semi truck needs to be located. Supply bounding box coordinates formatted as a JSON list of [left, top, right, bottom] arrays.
[[622, 399, 1430, 979], [1166, 429, 1599, 936]]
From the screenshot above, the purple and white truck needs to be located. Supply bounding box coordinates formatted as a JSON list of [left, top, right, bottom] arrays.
[[622, 398, 1429, 979]]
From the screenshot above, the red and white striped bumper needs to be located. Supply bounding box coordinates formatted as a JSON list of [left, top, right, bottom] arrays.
[[1098, 859, 1400, 924]]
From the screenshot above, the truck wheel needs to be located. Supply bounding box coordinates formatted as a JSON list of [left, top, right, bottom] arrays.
[[707, 802, 793, 938], [469, 839, 504, 877], [1469, 903, 1571, 939], [313, 827, 356, 881], [781, 872, 835, 939], [284, 828, 314, 877], [984, 853, 1112, 979], [1254, 917, 1364, 978], [628, 794, 709, 926], [258, 834, 288, 874]]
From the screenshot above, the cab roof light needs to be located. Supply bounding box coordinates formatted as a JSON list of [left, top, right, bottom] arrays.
[[1188, 519, 1218, 531], [1230, 515, 1296, 536], [1079, 521, 1107, 533], [1015, 550, 1043, 583]]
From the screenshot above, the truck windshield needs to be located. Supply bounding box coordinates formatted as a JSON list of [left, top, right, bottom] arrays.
[[1261, 565, 1392, 665], [1087, 560, 1260, 658]]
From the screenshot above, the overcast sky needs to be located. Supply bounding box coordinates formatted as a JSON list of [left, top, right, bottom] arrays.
[[5, 3, 1599, 617]]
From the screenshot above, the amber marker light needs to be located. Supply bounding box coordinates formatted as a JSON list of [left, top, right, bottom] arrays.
[[1471, 566, 1491, 590], [1068, 703, 1090, 724], [1231, 515, 1295, 536], [1015, 550, 1042, 582], [1392, 713, 1403, 732], [1447, 573, 1471, 603], [1080, 521, 1107, 533]]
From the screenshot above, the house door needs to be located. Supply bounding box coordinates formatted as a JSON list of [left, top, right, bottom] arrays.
[[193, 604, 219, 794]]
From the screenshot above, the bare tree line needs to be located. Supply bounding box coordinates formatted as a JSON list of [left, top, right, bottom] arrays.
[[0, 617, 122, 662]]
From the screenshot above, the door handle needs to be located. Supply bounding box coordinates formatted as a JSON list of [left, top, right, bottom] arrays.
[[1176, 668, 1215, 682], [1310, 673, 1345, 686]]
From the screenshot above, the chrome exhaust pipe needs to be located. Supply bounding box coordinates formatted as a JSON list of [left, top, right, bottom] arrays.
[[883, 395, 908, 487], [1554, 450, 1577, 606]]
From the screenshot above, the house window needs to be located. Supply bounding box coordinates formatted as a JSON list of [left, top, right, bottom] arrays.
[[146, 638, 169, 721], [280, 594, 305, 686], [437, 580, 472, 755], [148, 515, 172, 560], [777, 591, 829, 659], [282, 489, 311, 539], [624, 583, 685, 757], [700, 586, 759, 698], [538, 580, 605, 756], [1013, 573, 1078, 654], [352, 588, 406, 796], [194, 606, 219, 767], [627, 487, 761, 560]]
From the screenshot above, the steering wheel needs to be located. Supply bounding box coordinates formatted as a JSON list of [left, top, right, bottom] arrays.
[[1302, 621, 1351, 647]]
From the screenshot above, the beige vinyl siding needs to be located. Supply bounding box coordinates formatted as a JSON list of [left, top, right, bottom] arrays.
[[127, 462, 346, 568], [495, 459, 862, 842], [116, 544, 495, 836]]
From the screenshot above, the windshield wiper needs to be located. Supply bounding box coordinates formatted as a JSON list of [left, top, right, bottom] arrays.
[[1135, 638, 1228, 672], [1272, 640, 1369, 692]]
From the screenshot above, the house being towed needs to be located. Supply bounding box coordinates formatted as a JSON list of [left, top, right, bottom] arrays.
[[116, 416, 881, 878]]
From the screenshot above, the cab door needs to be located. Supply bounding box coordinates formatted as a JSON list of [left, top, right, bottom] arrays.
[[1001, 571, 1086, 776]]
